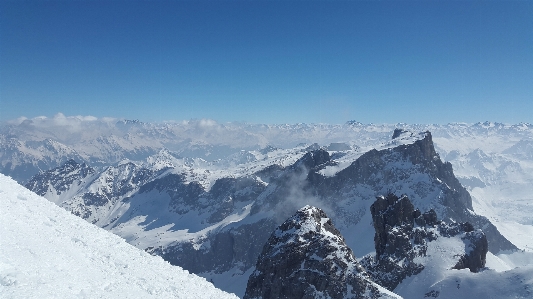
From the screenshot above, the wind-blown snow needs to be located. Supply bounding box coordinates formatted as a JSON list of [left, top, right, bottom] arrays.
[[0, 174, 238, 299]]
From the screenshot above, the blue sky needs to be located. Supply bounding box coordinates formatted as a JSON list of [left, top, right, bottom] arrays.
[[1, 1, 532, 124]]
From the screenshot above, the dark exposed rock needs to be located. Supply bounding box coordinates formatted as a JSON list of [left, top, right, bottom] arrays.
[[293, 149, 331, 172], [253, 164, 284, 183], [244, 206, 399, 299], [371, 194, 416, 257], [362, 194, 430, 290]]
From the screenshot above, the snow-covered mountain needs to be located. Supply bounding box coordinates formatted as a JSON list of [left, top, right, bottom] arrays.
[[361, 194, 488, 291], [361, 194, 533, 299], [0, 173, 238, 299], [21, 128, 522, 297], [244, 205, 401, 299], [3, 116, 533, 297], [245, 197, 533, 299]]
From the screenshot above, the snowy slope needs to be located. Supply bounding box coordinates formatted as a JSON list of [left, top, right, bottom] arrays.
[[430, 123, 533, 252], [0, 174, 238, 299]]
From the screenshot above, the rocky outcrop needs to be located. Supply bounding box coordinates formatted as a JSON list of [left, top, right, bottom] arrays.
[[244, 206, 401, 299], [447, 225, 488, 272], [362, 194, 488, 291]]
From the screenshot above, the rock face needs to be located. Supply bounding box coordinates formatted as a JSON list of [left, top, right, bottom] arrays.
[[244, 206, 400, 299], [362, 194, 488, 291], [307, 131, 513, 253]]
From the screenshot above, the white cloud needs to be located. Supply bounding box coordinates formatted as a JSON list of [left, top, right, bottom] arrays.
[[6, 117, 28, 125], [7, 113, 115, 134]]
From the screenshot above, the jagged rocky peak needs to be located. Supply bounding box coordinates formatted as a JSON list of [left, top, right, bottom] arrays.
[[372, 194, 420, 257], [244, 205, 401, 299], [363, 194, 488, 291]]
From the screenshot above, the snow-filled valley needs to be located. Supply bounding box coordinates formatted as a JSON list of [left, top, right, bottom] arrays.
[[1, 116, 533, 298], [0, 174, 238, 299]]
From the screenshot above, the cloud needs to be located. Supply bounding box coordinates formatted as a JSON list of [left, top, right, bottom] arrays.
[[6, 117, 28, 125], [7, 113, 116, 135], [272, 165, 337, 224], [184, 118, 219, 130]]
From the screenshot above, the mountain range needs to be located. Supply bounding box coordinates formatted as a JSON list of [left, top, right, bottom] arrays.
[[2, 117, 533, 297]]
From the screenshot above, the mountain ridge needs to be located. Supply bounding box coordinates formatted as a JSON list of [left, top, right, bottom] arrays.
[[22, 129, 518, 296]]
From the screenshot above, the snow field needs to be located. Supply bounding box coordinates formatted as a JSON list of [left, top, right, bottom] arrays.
[[0, 174, 238, 299]]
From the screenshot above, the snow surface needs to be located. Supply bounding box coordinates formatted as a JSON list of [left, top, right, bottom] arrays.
[[0, 174, 238, 299]]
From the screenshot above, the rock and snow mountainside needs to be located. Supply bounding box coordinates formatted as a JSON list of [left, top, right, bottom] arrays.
[[3, 117, 532, 249], [4, 119, 532, 252], [361, 194, 488, 291], [0, 174, 238, 299], [244, 206, 401, 299], [244, 198, 533, 299], [21, 130, 519, 297], [359, 194, 533, 299]]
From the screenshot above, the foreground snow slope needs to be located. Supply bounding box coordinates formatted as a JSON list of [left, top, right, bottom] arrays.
[[0, 174, 238, 299]]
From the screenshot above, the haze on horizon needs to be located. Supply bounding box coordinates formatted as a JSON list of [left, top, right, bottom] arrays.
[[1, 1, 532, 125]]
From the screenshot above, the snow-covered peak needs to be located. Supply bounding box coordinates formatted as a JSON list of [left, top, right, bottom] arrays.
[[272, 205, 344, 245], [143, 149, 182, 171], [0, 174, 238, 299], [245, 205, 402, 299]]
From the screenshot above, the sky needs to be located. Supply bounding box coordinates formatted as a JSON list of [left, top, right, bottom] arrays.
[[1, 0, 532, 125]]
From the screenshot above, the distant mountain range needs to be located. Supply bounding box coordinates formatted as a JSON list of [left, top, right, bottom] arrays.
[[2, 117, 533, 297]]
